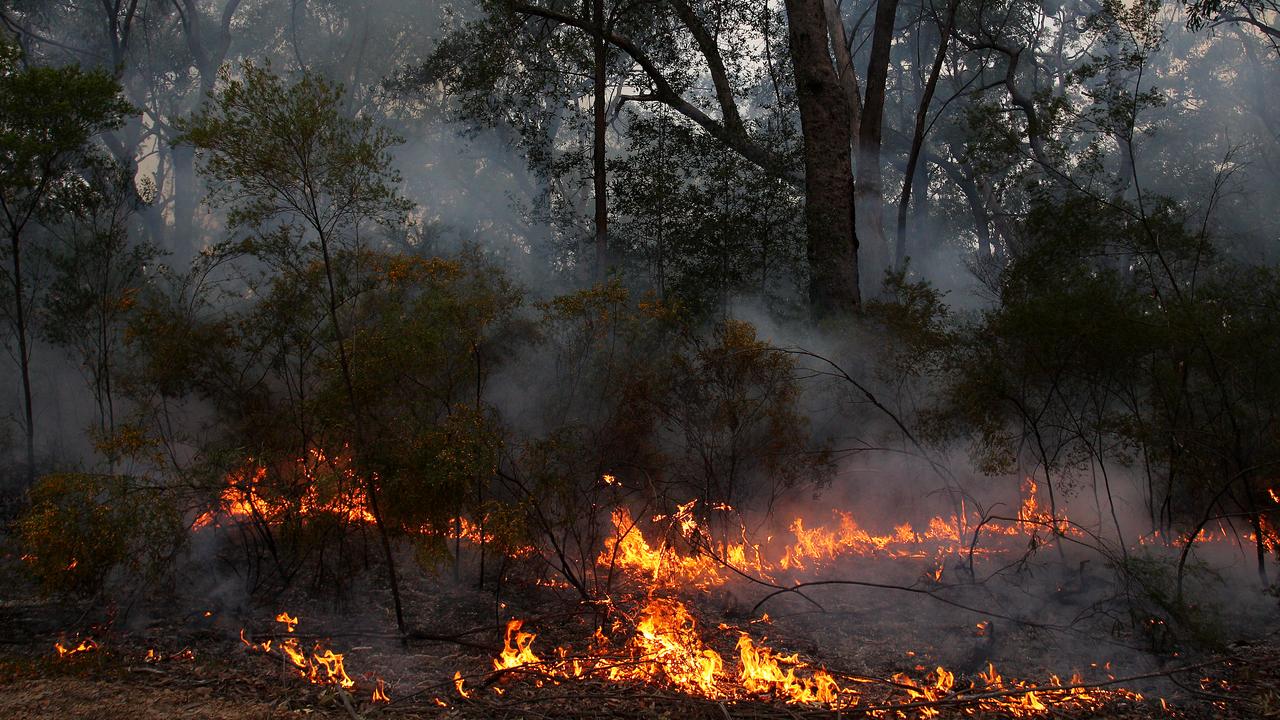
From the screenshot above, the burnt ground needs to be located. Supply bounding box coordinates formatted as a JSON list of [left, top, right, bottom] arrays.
[[2, 547, 1279, 720]]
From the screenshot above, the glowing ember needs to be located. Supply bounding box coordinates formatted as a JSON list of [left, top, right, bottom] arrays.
[[54, 637, 97, 658]]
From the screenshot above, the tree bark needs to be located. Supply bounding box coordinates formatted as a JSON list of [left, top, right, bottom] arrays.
[[785, 0, 860, 318], [855, 0, 901, 291]]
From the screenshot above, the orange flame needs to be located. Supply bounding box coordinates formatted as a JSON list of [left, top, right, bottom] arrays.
[[54, 638, 97, 658], [493, 619, 541, 671]]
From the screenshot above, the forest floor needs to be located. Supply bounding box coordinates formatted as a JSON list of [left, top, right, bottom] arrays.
[[2, 553, 1278, 719]]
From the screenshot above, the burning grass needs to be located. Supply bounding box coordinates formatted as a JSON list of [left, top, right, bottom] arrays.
[[6, 461, 1278, 718], [460, 596, 1162, 718]]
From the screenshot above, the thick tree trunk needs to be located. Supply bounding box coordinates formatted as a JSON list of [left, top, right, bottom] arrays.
[[822, 0, 862, 129], [785, 0, 859, 318], [855, 0, 900, 291]]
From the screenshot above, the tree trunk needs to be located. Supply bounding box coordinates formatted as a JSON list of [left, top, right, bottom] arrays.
[[316, 229, 407, 637], [855, 0, 901, 291], [591, 0, 608, 278], [171, 143, 197, 257], [9, 231, 34, 487], [895, 0, 956, 270], [785, 0, 860, 318]]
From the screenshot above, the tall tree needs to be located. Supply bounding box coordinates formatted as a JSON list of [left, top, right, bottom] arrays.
[[42, 157, 157, 454], [785, 0, 859, 316], [853, 0, 902, 282], [0, 44, 130, 485], [439, 1, 866, 316], [180, 62, 414, 635], [895, 0, 959, 269]]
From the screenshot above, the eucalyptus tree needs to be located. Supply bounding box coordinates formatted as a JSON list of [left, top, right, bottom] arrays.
[[428, 0, 902, 318], [41, 158, 158, 453], [1185, 0, 1280, 57], [180, 63, 414, 635], [0, 44, 131, 485]]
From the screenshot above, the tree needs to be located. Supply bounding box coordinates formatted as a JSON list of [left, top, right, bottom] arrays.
[[785, 0, 860, 316], [180, 62, 415, 635], [431, 0, 868, 317], [1185, 0, 1280, 58], [0, 43, 131, 486], [42, 156, 158, 456]]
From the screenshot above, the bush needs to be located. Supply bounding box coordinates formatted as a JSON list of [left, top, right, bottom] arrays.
[[17, 473, 183, 597]]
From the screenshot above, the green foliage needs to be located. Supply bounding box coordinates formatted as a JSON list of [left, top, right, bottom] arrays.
[[41, 157, 159, 443], [179, 61, 412, 240], [925, 185, 1280, 552], [865, 269, 954, 379], [17, 472, 183, 597], [0, 45, 132, 221], [611, 110, 805, 315]]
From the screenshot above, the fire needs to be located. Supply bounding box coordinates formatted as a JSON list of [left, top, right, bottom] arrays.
[[600, 507, 725, 588], [479, 599, 841, 705], [473, 595, 1156, 714], [54, 637, 97, 658], [453, 670, 471, 698], [736, 635, 839, 704], [493, 619, 541, 671], [624, 598, 724, 695], [194, 448, 377, 529], [891, 666, 955, 717], [310, 648, 355, 689], [192, 472, 1196, 715], [240, 612, 375, 699]]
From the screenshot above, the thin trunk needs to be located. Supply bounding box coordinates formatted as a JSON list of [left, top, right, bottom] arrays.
[[316, 230, 406, 637], [957, 171, 993, 259], [592, 0, 608, 277], [171, 143, 196, 257], [895, 0, 956, 270], [784, 0, 860, 318], [9, 231, 34, 486], [855, 0, 901, 290]]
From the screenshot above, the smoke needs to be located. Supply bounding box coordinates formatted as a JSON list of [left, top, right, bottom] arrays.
[[4, 3, 1279, 700]]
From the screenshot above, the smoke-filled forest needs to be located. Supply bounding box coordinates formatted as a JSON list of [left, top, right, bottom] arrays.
[[1, 0, 1279, 717]]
